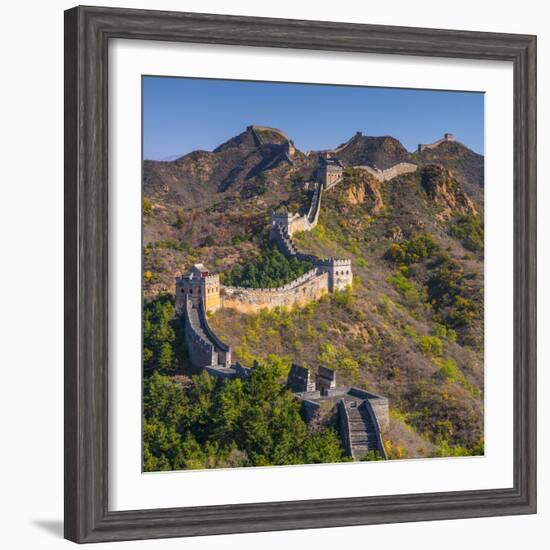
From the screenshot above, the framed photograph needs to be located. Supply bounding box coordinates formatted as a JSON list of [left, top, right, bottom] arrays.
[[64, 5, 536, 543]]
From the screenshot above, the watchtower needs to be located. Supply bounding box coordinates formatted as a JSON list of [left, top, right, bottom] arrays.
[[316, 366, 337, 394], [318, 155, 344, 190], [316, 258, 353, 291], [175, 263, 221, 314], [287, 364, 316, 393]]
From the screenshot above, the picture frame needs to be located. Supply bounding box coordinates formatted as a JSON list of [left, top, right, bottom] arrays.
[[64, 5, 537, 543]]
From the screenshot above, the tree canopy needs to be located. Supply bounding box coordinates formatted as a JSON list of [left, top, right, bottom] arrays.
[[143, 358, 346, 471], [223, 243, 311, 289]]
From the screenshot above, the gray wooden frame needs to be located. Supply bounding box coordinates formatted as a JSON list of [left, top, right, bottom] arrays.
[[64, 5, 537, 543]]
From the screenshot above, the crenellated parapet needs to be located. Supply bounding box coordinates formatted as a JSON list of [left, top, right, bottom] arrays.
[[184, 298, 219, 369], [418, 133, 456, 153], [221, 269, 329, 313], [224, 267, 321, 294], [356, 162, 418, 182], [315, 258, 353, 291], [318, 155, 344, 190], [176, 263, 221, 314], [269, 175, 353, 295], [290, 365, 389, 459], [270, 182, 322, 238]]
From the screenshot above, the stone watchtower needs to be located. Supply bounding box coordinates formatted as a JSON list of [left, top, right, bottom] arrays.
[[175, 263, 221, 314], [316, 258, 353, 292], [318, 154, 344, 190], [287, 364, 316, 393]]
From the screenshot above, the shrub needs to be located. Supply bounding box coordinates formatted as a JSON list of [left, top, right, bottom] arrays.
[[386, 233, 439, 266], [418, 335, 443, 356], [387, 272, 421, 308], [449, 214, 484, 252], [173, 209, 184, 229], [143, 197, 152, 216], [427, 255, 482, 330], [437, 357, 460, 381], [433, 322, 457, 343], [332, 286, 354, 311], [203, 234, 216, 247]]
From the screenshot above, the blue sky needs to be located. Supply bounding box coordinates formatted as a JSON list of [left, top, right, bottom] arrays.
[[143, 76, 484, 160]]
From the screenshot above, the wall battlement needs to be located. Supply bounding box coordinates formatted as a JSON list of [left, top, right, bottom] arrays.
[[417, 133, 456, 153], [223, 267, 320, 294], [318, 156, 344, 190], [356, 162, 418, 182], [270, 182, 322, 237], [221, 270, 329, 313]]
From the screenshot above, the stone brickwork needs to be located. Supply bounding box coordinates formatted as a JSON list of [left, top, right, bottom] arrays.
[[221, 269, 329, 313], [184, 298, 221, 370], [291, 366, 389, 459], [315, 258, 353, 291], [316, 366, 337, 393], [270, 181, 322, 237], [417, 132, 456, 153], [176, 264, 221, 314], [287, 364, 316, 393], [269, 222, 299, 257], [318, 155, 344, 190], [356, 162, 418, 182]]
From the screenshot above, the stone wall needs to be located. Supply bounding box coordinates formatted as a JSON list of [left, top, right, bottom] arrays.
[[270, 182, 322, 237], [197, 301, 231, 367], [221, 269, 329, 313], [269, 222, 299, 257], [316, 258, 353, 291], [417, 133, 456, 153], [356, 162, 418, 182], [184, 299, 218, 369], [348, 387, 390, 429], [176, 272, 221, 314], [338, 399, 354, 458]]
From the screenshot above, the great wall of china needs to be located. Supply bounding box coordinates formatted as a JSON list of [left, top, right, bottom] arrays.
[[172, 131, 457, 460], [355, 162, 418, 182], [417, 132, 456, 153]]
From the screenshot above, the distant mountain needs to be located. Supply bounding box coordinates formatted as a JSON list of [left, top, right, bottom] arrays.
[[143, 126, 314, 208], [332, 133, 414, 169], [416, 140, 484, 204]]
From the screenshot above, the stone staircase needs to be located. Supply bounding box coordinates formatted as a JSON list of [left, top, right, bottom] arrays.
[[347, 402, 384, 460]]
